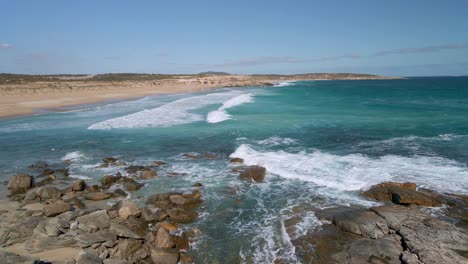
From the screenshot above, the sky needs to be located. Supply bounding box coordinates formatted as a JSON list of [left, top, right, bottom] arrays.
[[1, 0, 468, 76]]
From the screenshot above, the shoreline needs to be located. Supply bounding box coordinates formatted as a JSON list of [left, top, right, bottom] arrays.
[[0, 74, 397, 120]]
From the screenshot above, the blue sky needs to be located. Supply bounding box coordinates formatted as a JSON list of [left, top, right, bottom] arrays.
[[1, 0, 468, 76]]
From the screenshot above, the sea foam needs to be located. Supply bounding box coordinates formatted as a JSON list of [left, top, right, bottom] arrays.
[[206, 93, 253, 123], [231, 144, 468, 194], [88, 91, 244, 129]]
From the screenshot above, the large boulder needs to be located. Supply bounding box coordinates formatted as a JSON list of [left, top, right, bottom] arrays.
[[147, 228, 175, 248], [72, 179, 87, 192], [239, 166, 266, 183], [7, 173, 33, 194], [363, 182, 441, 207], [101, 175, 117, 187], [118, 200, 141, 219], [84, 192, 112, 201], [43, 200, 72, 217], [140, 170, 158, 179]]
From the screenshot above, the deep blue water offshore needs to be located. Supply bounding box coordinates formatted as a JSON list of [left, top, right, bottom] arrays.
[[1, 77, 467, 262]]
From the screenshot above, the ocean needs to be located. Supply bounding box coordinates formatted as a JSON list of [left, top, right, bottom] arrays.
[[1, 77, 468, 262]]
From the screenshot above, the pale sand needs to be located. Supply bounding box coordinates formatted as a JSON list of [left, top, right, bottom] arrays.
[[0, 74, 390, 119]]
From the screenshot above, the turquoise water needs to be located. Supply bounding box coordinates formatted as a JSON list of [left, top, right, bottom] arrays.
[[1, 77, 468, 262]]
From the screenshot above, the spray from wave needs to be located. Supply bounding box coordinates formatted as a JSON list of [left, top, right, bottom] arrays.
[[206, 93, 253, 123], [230, 144, 468, 194]]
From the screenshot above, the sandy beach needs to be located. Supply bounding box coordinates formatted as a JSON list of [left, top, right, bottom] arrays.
[[0, 73, 390, 119]]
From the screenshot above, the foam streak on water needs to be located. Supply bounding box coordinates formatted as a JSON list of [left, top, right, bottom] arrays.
[[88, 91, 244, 129], [206, 93, 253, 123]]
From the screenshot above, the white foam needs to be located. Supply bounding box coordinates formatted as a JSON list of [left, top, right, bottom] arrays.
[[274, 81, 295, 87], [257, 136, 297, 146], [61, 151, 86, 161], [230, 144, 468, 194], [206, 93, 253, 123], [88, 91, 244, 129]]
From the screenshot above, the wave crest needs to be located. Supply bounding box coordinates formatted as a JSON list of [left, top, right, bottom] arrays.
[[206, 93, 253, 123]]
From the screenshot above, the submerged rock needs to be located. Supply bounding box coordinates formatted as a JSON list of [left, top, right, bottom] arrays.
[[7, 173, 33, 194], [229, 157, 244, 163], [239, 165, 266, 183]]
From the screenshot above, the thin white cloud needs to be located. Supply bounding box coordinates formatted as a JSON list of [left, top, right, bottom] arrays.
[[0, 43, 13, 49], [373, 43, 468, 56]]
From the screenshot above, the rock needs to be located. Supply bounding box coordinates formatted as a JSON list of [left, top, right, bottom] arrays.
[[43, 200, 72, 217], [0, 251, 35, 264], [140, 170, 158, 179], [124, 181, 143, 191], [182, 153, 199, 159], [153, 161, 167, 166], [22, 202, 44, 211], [7, 173, 32, 194], [148, 227, 175, 248], [180, 254, 194, 264], [193, 183, 203, 188], [54, 168, 70, 178], [29, 161, 48, 169], [158, 222, 177, 232], [76, 210, 111, 231], [114, 189, 128, 197], [77, 249, 103, 264], [110, 222, 143, 239], [101, 175, 117, 187], [229, 157, 244, 163], [316, 207, 389, 239], [363, 182, 441, 207], [112, 238, 146, 262], [125, 165, 151, 174], [239, 165, 266, 183], [166, 208, 198, 223], [203, 152, 217, 159], [118, 200, 141, 219], [114, 161, 127, 166], [103, 157, 118, 164], [72, 179, 87, 192], [84, 192, 112, 201], [174, 232, 189, 251], [150, 248, 180, 264]]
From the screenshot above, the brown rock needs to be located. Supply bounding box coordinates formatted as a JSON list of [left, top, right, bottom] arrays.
[[150, 248, 179, 264], [363, 182, 441, 207], [174, 232, 189, 251], [84, 192, 112, 201], [124, 181, 144, 191], [193, 183, 203, 188], [101, 175, 117, 187], [182, 153, 199, 159], [166, 208, 198, 223], [203, 152, 217, 159], [140, 170, 158, 179], [239, 165, 266, 183], [154, 227, 175, 248], [43, 200, 72, 217], [103, 157, 118, 164], [72, 179, 87, 192], [158, 222, 177, 232], [118, 200, 141, 219], [229, 157, 244, 163], [7, 173, 33, 194], [153, 161, 167, 166]]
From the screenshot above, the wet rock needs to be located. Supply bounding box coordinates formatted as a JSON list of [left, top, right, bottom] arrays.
[[229, 157, 244, 163], [169, 194, 201, 207], [174, 232, 189, 251], [124, 181, 143, 191], [363, 182, 441, 207], [118, 200, 141, 219], [203, 152, 218, 159], [158, 222, 177, 232], [34, 174, 56, 187], [193, 183, 203, 188], [43, 200, 72, 217], [166, 208, 198, 223], [29, 161, 49, 169], [140, 170, 158, 179], [113, 189, 128, 197], [54, 168, 70, 178], [182, 153, 199, 159], [101, 175, 117, 187], [125, 165, 151, 174], [153, 161, 167, 166], [103, 157, 119, 164], [179, 254, 194, 264], [239, 165, 266, 183], [7, 173, 33, 194], [84, 192, 112, 201], [150, 248, 179, 264], [72, 179, 87, 192]]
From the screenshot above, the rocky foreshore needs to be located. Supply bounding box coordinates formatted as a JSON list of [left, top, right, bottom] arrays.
[[0, 156, 467, 263]]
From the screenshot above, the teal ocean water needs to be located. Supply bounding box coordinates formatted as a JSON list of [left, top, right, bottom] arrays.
[[1, 77, 468, 262]]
